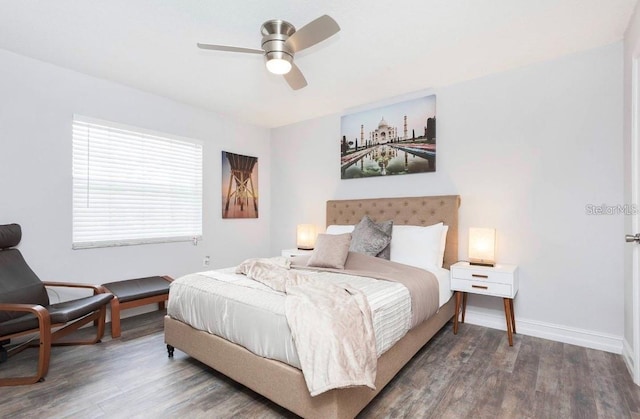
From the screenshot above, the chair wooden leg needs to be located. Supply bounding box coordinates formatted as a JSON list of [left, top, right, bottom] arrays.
[[0, 372, 45, 386], [0, 306, 52, 386], [52, 308, 106, 345], [95, 305, 107, 342], [38, 328, 52, 379], [0, 338, 50, 386], [111, 297, 122, 338]]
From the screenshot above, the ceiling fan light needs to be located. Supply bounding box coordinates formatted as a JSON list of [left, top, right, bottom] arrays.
[[265, 52, 292, 75]]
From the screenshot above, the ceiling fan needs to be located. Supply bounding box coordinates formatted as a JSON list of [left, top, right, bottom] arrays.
[[197, 15, 340, 90]]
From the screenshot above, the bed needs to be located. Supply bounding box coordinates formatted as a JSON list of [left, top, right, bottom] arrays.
[[164, 195, 460, 419]]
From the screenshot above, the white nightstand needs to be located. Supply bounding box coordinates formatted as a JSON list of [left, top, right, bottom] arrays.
[[281, 248, 313, 258], [450, 261, 519, 346]]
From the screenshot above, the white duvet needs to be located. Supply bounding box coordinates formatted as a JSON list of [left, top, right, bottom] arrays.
[[167, 266, 451, 370]]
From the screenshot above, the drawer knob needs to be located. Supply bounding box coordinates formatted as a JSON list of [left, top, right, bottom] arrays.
[[472, 285, 488, 290], [472, 274, 489, 279]]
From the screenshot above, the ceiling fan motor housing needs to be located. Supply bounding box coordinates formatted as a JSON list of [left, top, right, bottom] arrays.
[[261, 19, 296, 62]]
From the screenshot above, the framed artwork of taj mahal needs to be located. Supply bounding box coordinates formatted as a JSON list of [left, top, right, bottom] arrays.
[[340, 95, 436, 179]]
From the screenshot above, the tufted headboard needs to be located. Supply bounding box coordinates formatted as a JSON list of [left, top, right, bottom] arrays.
[[326, 195, 461, 269]]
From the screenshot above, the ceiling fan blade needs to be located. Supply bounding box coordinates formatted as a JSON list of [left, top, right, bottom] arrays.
[[285, 15, 340, 53], [283, 63, 308, 90], [197, 43, 263, 55]]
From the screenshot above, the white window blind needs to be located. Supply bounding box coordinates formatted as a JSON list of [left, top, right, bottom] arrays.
[[72, 116, 203, 249]]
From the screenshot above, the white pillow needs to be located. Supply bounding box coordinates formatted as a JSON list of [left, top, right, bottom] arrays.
[[390, 223, 445, 271], [439, 225, 449, 268], [325, 225, 355, 235]]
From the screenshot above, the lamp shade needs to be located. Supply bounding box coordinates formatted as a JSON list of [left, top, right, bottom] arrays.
[[296, 224, 317, 250], [468, 227, 496, 266]]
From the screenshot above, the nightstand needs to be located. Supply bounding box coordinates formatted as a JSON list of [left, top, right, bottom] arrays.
[[450, 261, 519, 346], [281, 248, 313, 258]]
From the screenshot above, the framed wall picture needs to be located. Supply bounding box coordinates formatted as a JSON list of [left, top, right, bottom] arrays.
[[340, 95, 436, 179], [221, 151, 259, 219]]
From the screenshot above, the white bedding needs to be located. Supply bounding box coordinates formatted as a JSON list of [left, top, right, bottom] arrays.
[[167, 267, 451, 370], [433, 267, 453, 308]]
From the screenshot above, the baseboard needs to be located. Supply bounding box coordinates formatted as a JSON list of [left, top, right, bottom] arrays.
[[623, 339, 635, 379], [463, 309, 623, 354]]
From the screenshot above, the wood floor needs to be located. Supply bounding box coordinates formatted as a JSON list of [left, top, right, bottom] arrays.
[[1, 310, 639, 418]]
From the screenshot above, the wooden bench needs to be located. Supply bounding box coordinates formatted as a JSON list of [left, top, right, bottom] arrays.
[[102, 275, 173, 338]]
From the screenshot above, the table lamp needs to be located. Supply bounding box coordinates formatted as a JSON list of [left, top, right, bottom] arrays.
[[468, 227, 496, 267], [296, 224, 317, 250]]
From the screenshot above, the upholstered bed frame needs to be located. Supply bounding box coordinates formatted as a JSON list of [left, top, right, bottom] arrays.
[[164, 195, 461, 418]]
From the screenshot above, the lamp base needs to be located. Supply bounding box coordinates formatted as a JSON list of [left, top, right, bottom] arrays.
[[297, 246, 313, 251], [469, 260, 495, 267]]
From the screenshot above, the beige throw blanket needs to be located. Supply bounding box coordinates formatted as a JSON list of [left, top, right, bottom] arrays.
[[235, 256, 310, 292], [236, 258, 377, 396]]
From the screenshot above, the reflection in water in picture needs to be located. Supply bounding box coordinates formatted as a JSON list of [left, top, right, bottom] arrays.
[[342, 145, 432, 178]]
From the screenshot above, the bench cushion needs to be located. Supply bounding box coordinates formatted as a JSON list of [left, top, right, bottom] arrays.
[[102, 276, 170, 303]]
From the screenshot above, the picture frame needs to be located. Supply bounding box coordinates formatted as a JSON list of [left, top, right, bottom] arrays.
[[221, 151, 259, 219], [340, 95, 436, 179]]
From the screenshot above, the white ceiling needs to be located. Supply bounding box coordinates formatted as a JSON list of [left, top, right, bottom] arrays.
[[0, 0, 636, 128]]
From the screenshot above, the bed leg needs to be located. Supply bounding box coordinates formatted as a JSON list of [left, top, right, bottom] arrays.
[[167, 344, 174, 358]]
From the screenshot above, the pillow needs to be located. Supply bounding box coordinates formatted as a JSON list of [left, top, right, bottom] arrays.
[[307, 233, 352, 269], [349, 216, 392, 257], [390, 222, 444, 271], [439, 225, 449, 268], [325, 224, 355, 235], [375, 219, 394, 260]]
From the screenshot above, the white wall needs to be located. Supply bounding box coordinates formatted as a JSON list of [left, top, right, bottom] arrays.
[[0, 49, 271, 304], [0, 40, 625, 351], [271, 42, 624, 352], [623, 2, 640, 379]]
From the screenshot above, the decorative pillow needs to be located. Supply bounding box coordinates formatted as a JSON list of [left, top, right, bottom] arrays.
[[307, 233, 352, 269], [390, 222, 444, 271], [375, 219, 394, 260], [349, 216, 392, 259]]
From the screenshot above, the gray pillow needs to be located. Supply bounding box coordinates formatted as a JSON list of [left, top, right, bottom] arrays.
[[375, 219, 393, 260], [307, 233, 352, 269], [349, 216, 393, 259]]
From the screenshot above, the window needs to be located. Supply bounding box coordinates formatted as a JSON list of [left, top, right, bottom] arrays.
[[72, 116, 203, 249]]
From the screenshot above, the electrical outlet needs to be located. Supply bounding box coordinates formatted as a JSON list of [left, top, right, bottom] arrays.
[[203, 256, 211, 267]]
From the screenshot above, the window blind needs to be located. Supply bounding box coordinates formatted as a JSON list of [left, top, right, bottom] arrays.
[[72, 116, 203, 249]]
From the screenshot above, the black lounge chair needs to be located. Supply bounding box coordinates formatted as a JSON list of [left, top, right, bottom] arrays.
[[0, 223, 113, 385]]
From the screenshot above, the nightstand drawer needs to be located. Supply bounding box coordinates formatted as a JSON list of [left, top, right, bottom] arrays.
[[450, 277, 513, 298], [281, 249, 313, 258], [450, 268, 513, 285]]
